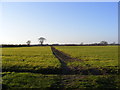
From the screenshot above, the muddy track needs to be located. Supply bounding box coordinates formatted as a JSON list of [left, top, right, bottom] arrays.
[[51, 47, 82, 62], [51, 46, 82, 75], [51, 46, 70, 74]]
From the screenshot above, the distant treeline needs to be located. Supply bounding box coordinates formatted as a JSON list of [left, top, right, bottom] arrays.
[[51, 43, 119, 46], [1, 44, 48, 47], [1, 43, 119, 47]]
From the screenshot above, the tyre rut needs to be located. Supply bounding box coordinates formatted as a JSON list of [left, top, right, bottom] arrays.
[[51, 46, 82, 75]]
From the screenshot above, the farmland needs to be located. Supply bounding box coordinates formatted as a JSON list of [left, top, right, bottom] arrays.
[[2, 72, 119, 88], [2, 46, 119, 89], [55, 46, 118, 74], [2, 47, 61, 73]]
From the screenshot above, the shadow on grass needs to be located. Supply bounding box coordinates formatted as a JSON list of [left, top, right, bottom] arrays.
[[2, 72, 119, 89]]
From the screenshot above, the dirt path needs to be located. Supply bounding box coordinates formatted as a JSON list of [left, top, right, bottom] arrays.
[[51, 46, 82, 75]]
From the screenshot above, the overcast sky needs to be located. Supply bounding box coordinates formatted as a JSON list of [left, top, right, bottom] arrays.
[[0, 2, 118, 44]]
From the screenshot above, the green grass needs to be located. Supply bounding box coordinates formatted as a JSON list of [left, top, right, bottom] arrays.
[[2, 46, 61, 73], [2, 72, 59, 88], [2, 72, 119, 89], [61, 75, 119, 88], [2, 46, 119, 89], [55, 46, 118, 74]]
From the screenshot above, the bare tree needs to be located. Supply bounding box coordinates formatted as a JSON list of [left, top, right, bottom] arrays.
[[26, 40, 31, 46], [38, 37, 46, 45]]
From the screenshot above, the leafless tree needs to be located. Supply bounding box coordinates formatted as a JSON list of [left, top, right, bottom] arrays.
[[26, 40, 31, 46], [38, 37, 46, 45]]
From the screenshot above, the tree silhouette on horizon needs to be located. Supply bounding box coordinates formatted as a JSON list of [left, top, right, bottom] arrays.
[[38, 37, 46, 45], [26, 40, 31, 46]]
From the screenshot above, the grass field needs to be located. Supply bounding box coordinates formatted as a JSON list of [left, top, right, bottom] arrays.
[[2, 72, 119, 88], [2, 46, 61, 73], [55, 46, 118, 74], [2, 46, 119, 89]]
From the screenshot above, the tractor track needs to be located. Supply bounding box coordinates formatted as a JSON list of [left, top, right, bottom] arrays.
[[51, 46, 82, 75]]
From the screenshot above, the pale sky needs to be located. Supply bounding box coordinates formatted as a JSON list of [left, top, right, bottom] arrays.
[[0, 2, 118, 44]]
